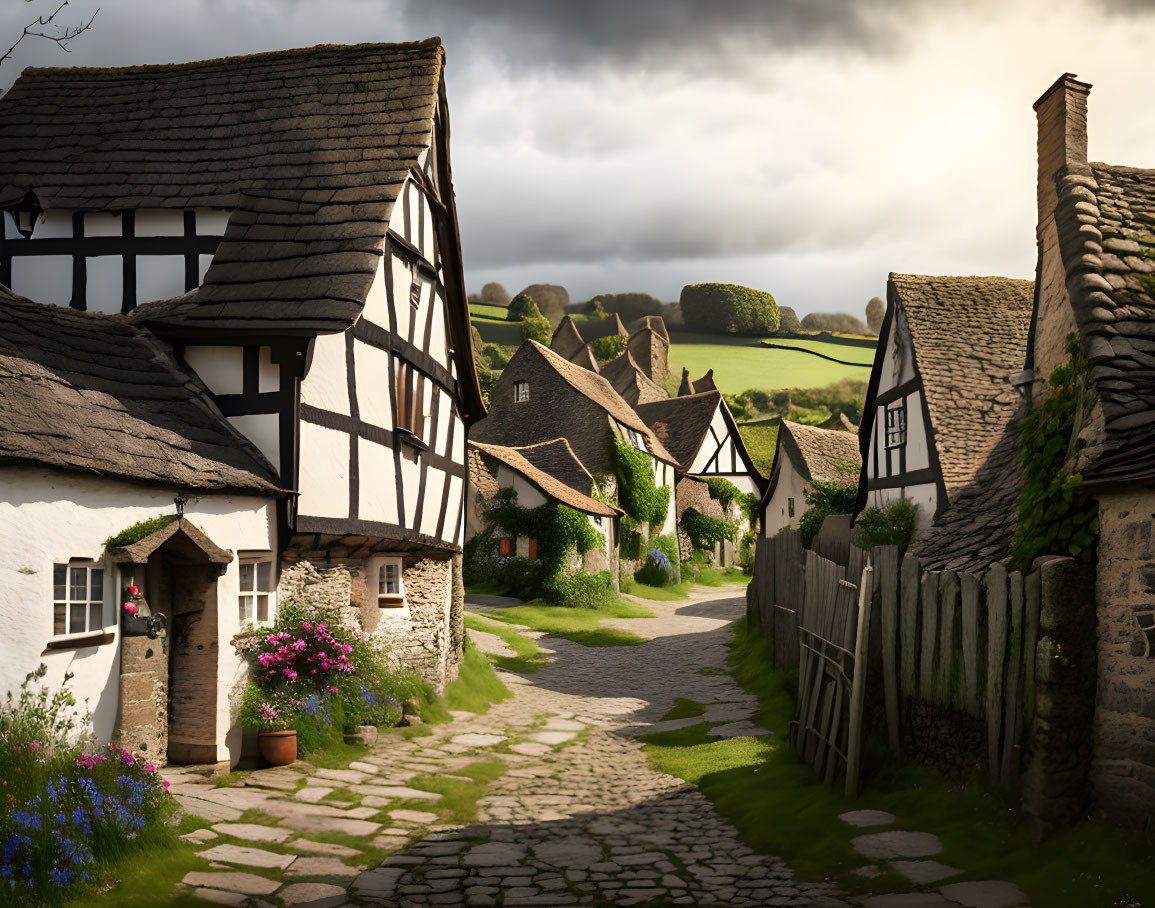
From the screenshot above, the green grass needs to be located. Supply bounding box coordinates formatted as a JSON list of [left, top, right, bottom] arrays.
[[302, 739, 370, 769], [625, 580, 692, 600], [763, 337, 875, 365], [690, 566, 752, 586], [468, 302, 510, 320], [465, 614, 548, 673], [406, 760, 507, 826], [444, 640, 513, 713], [644, 618, 1155, 907], [660, 698, 707, 721], [668, 330, 872, 396], [737, 420, 779, 476], [471, 312, 525, 347], [484, 597, 655, 647]]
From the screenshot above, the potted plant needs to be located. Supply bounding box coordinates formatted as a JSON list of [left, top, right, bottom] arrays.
[[240, 682, 299, 766]]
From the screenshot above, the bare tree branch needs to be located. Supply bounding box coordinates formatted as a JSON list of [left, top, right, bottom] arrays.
[[0, 2, 100, 70]]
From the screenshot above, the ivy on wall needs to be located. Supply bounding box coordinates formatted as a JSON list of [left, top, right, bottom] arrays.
[[799, 477, 858, 548], [1008, 334, 1099, 571], [681, 507, 738, 550], [612, 435, 669, 531], [706, 477, 741, 513]]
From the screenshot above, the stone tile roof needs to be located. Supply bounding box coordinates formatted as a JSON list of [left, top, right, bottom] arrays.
[[635, 390, 721, 470], [779, 420, 861, 483], [599, 350, 667, 407], [0, 288, 280, 494], [0, 41, 442, 335], [1051, 162, 1155, 485], [575, 313, 628, 343], [549, 317, 598, 370], [889, 274, 1034, 496], [469, 440, 619, 517], [515, 439, 599, 494]]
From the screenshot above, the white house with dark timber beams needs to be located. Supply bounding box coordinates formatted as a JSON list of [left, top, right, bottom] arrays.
[[0, 40, 485, 734], [854, 273, 1033, 534]]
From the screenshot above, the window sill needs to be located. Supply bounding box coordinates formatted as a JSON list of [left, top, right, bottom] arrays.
[[377, 595, 407, 608], [44, 630, 115, 652], [395, 428, 429, 452]]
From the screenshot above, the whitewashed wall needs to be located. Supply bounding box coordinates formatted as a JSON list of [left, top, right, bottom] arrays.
[[685, 403, 761, 497], [0, 465, 276, 763], [763, 459, 811, 537]]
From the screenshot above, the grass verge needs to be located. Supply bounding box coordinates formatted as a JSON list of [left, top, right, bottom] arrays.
[[625, 580, 692, 600], [405, 760, 507, 826], [643, 618, 1155, 907], [484, 597, 654, 647], [660, 698, 706, 721], [444, 640, 513, 714], [465, 614, 548, 673]]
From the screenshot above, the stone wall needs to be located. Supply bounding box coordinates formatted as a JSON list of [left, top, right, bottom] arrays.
[[279, 551, 462, 694], [1090, 491, 1155, 828], [113, 634, 168, 764]]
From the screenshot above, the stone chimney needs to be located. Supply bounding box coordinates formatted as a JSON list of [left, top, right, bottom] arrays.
[[1033, 73, 1092, 230]]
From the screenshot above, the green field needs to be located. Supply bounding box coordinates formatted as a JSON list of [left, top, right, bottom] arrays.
[[764, 337, 875, 366], [470, 308, 525, 347], [737, 420, 779, 476], [668, 331, 873, 396], [469, 302, 510, 320]]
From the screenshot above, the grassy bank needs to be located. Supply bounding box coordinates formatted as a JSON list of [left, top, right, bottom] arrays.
[[464, 613, 548, 673], [643, 618, 1155, 907], [483, 597, 655, 646], [624, 579, 692, 600]]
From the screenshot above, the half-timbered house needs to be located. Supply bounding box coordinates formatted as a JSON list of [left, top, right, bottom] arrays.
[[0, 40, 484, 762], [760, 420, 860, 537], [854, 274, 1033, 534], [471, 340, 678, 538]]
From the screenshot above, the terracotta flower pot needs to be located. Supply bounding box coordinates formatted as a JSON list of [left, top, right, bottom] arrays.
[[257, 729, 298, 766]]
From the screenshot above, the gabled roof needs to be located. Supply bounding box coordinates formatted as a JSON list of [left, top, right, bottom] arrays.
[[599, 350, 667, 406], [688, 370, 716, 395], [518, 341, 677, 463], [469, 440, 619, 517], [0, 41, 439, 336], [515, 438, 599, 494], [1049, 162, 1155, 486], [778, 420, 861, 483], [627, 315, 670, 342], [0, 288, 280, 494], [635, 390, 722, 470], [549, 316, 598, 370], [861, 274, 1033, 502], [576, 313, 628, 343]]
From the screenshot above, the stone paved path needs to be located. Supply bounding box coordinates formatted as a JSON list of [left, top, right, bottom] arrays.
[[168, 586, 1026, 907]]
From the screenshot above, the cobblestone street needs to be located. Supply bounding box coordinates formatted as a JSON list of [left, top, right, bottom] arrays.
[[171, 586, 850, 907]]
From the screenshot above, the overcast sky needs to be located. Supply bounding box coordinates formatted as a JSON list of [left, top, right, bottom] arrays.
[[2, 0, 1153, 315]]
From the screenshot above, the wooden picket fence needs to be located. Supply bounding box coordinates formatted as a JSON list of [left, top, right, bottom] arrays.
[[748, 533, 1044, 789]]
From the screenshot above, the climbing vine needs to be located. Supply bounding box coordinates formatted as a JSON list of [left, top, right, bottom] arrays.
[[681, 507, 738, 550], [798, 477, 858, 548], [1008, 334, 1099, 571], [706, 477, 741, 513], [612, 435, 669, 530]]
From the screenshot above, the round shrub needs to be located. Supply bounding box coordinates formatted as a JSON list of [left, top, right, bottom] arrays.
[[679, 282, 780, 336], [522, 315, 552, 345], [635, 549, 677, 587], [507, 294, 540, 322], [591, 334, 627, 363]]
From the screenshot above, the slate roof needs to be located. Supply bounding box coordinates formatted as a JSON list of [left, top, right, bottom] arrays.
[[599, 350, 667, 406], [635, 390, 722, 470], [0, 41, 442, 336], [0, 288, 280, 494], [885, 274, 1033, 497], [576, 313, 628, 343], [549, 317, 598, 370], [516, 439, 600, 495], [1050, 162, 1155, 486], [469, 440, 619, 517]]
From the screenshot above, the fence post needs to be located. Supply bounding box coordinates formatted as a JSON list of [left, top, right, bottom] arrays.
[[875, 546, 901, 759], [900, 554, 921, 700], [960, 572, 982, 717], [1000, 571, 1026, 786], [846, 561, 875, 798], [985, 563, 1009, 784], [919, 571, 940, 702], [938, 572, 960, 708]]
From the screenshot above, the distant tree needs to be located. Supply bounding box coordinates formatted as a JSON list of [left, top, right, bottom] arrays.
[[801, 312, 870, 336], [521, 315, 552, 345], [589, 292, 662, 322], [0, 2, 99, 70], [517, 284, 569, 322], [589, 298, 607, 317], [507, 293, 539, 322], [467, 292, 484, 304], [679, 282, 780, 336], [481, 282, 511, 307], [865, 297, 885, 336], [591, 334, 627, 363], [777, 305, 802, 334]]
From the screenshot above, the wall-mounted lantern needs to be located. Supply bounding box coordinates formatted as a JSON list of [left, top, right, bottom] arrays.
[[121, 583, 167, 640]]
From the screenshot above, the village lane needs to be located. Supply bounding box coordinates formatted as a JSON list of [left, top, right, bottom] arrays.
[[174, 586, 849, 907]]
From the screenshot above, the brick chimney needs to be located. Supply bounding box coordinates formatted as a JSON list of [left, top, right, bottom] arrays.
[[1033, 73, 1092, 230]]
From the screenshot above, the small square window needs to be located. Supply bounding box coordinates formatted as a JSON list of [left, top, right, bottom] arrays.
[[885, 402, 907, 449], [239, 554, 276, 625], [371, 556, 405, 608], [514, 381, 529, 403], [52, 561, 104, 637]]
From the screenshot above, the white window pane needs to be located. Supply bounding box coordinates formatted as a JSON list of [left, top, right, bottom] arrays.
[[239, 596, 252, 622], [257, 595, 269, 623], [53, 564, 66, 600], [53, 604, 66, 636], [70, 602, 86, 634], [89, 602, 101, 631], [256, 560, 272, 591], [239, 562, 254, 592], [90, 569, 104, 601]]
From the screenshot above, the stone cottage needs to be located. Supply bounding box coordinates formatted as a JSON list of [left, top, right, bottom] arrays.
[[761, 420, 860, 538]]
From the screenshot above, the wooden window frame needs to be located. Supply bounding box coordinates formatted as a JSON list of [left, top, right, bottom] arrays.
[[394, 359, 427, 439], [884, 401, 907, 450], [52, 561, 104, 638], [370, 555, 406, 609], [239, 553, 276, 626]]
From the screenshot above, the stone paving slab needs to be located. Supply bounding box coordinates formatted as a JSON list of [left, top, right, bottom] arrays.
[[285, 855, 363, 878], [181, 871, 281, 896], [852, 830, 944, 860], [288, 838, 362, 857], [212, 823, 293, 843], [278, 814, 382, 836], [197, 843, 297, 869], [841, 809, 897, 828], [939, 880, 1029, 907], [279, 881, 348, 907], [892, 860, 962, 884], [191, 886, 251, 906], [180, 828, 218, 844]]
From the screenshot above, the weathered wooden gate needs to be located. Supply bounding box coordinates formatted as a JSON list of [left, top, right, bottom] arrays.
[[791, 548, 874, 796]]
